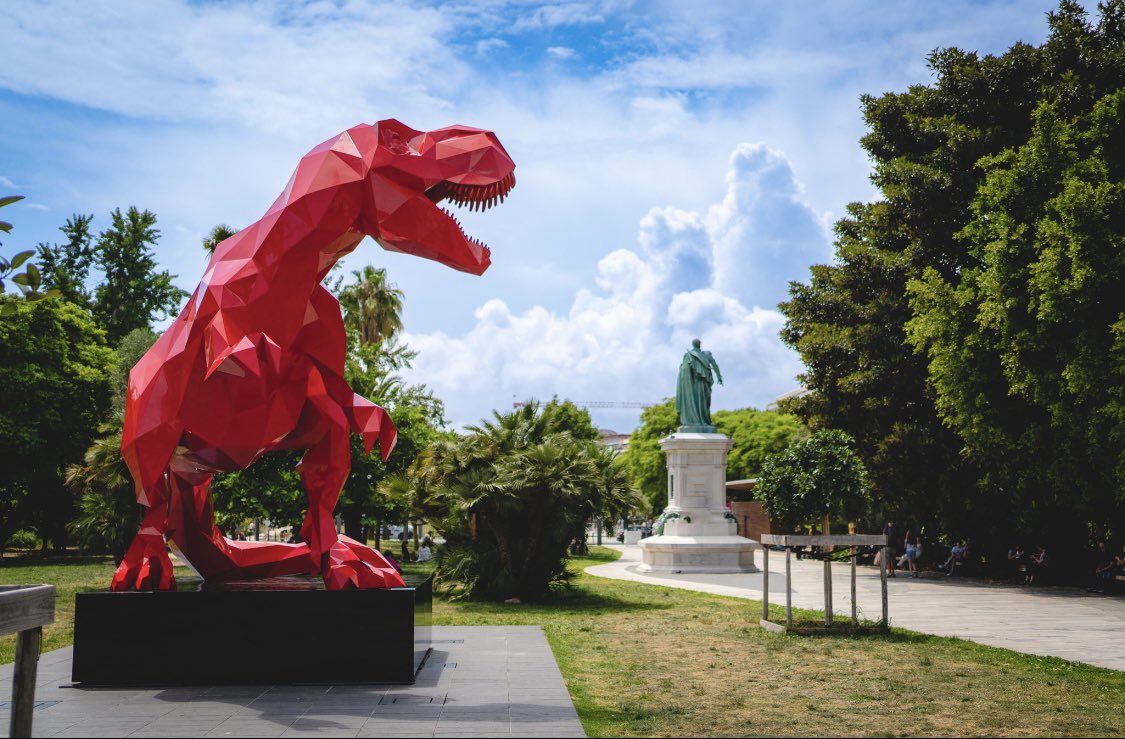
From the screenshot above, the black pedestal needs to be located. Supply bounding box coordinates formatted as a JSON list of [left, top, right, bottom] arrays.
[[72, 575, 432, 686]]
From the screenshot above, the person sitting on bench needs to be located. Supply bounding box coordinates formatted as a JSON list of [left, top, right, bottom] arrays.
[[940, 540, 968, 576]]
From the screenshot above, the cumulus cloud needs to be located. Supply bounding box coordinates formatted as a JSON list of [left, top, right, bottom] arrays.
[[403, 142, 826, 429]]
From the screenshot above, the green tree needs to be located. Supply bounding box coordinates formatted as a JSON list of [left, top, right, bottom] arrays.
[[65, 412, 140, 563], [779, 1, 1125, 555], [757, 430, 871, 530], [906, 90, 1125, 552], [202, 224, 238, 257], [109, 327, 158, 412], [621, 399, 678, 514], [92, 207, 187, 343], [66, 329, 160, 559], [37, 214, 96, 308], [338, 266, 404, 345], [714, 408, 807, 484], [417, 399, 643, 600], [1, 195, 56, 313], [0, 297, 114, 550], [210, 450, 306, 536], [338, 339, 448, 543]]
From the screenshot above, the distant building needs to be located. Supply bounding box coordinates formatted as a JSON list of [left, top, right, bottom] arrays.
[[766, 386, 811, 412], [597, 428, 630, 454]]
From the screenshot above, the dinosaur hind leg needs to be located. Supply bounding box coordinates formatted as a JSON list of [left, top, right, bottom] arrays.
[[297, 424, 402, 589], [112, 470, 177, 591], [112, 421, 184, 591], [165, 456, 314, 581]]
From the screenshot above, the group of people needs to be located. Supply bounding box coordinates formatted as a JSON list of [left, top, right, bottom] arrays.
[[1006, 543, 1051, 585], [380, 536, 434, 574], [882, 521, 923, 578], [1090, 541, 1125, 593]]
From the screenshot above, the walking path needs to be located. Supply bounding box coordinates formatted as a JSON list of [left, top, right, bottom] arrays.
[[586, 544, 1125, 671], [0, 626, 584, 738]]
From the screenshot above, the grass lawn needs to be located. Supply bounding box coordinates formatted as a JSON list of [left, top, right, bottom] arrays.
[[431, 548, 1125, 738], [3, 548, 1124, 737], [0, 553, 118, 664]]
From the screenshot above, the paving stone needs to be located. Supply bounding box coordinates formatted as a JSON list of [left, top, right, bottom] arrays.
[[0, 626, 583, 739]]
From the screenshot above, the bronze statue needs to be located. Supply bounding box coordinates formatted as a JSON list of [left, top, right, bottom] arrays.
[[675, 338, 723, 431]]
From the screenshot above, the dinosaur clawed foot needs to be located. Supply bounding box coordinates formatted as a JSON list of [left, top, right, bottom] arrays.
[[322, 536, 405, 590], [111, 534, 176, 591]]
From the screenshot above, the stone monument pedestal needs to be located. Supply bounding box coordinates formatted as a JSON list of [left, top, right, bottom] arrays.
[[638, 432, 759, 574]]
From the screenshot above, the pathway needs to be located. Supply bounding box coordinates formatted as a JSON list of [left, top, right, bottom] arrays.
[[0, 626, 584, 738], [586, 544, 1125, 671]]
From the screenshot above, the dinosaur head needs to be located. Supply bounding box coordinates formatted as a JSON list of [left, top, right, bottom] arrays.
[[367, 119, 516, 276]]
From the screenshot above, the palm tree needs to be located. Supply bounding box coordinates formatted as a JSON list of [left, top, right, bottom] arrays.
[[65, 412, 141, 564], [202, 224, 238, 257], [416, 400, 643, 600], [338, 266, 404, 345]]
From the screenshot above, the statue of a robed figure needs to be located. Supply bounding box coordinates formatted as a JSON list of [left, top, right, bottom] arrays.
[[675, 339, 722, 431], [638, 337, 758, 574]]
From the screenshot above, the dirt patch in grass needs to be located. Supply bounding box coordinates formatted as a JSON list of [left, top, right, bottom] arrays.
[[434, 547, 1125, 738]]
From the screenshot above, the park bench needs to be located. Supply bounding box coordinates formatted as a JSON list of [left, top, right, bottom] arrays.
[[0, 584, 55, 739]]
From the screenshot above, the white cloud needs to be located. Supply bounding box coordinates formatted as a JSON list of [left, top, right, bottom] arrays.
[[606, 48, 849, 91], [403, 141, 821, 428], [510, 2, 607, 31], [547, 46, 578, 60], [0, 1, 464, 139], [475, 37, 510, 55], [1, 0, 1078, 433]]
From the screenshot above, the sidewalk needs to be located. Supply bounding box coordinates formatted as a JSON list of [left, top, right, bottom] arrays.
[[0, 626, 584, 738], [586, 544, 1125, 671]]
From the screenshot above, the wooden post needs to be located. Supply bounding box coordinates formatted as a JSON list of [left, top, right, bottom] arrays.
[[828, 559, 834, 620], [1, 584, 55, 739], [823, 559, 832, 626], [850, 547, 858, 627], [785, 547, 793, 629], [10, 626, 41, 739], [880, 545, 889, 628], [761, 545, 769, 621]]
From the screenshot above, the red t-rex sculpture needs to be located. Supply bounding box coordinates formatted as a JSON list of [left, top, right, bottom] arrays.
[[113, 119, 516, 592]]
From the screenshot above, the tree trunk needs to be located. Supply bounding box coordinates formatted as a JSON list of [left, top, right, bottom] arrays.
[[343, 510, 363, 543], [517, 504, 549, 598]]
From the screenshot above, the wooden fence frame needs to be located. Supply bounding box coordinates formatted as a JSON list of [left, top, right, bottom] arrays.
[[758, 534, 888, 632], [1, 584, 56, 738]]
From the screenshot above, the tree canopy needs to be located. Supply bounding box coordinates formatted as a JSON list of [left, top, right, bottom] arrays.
[[0, 297, 113, 549], [757, 430, 871, 531], [779, 0, 1125, 557], [415, 399, 642, 600], [91, 207, 186, 343]]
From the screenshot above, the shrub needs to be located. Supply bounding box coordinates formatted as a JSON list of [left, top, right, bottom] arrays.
[[5, 529, 39, 550], [758, 430, 871, 529]]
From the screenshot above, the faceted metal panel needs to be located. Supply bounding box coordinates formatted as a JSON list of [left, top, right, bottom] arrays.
[[113, 120, 516, 591]]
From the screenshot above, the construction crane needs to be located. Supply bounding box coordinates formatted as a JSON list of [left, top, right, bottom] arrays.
[[512, 400, 655, 409]]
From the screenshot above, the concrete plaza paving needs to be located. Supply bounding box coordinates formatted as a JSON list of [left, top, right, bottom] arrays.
[[0, 626, 584, 738], [587, 543, 1125, 672]]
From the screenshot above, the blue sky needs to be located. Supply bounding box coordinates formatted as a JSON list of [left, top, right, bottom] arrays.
[[0, 0, 1087, 431]]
